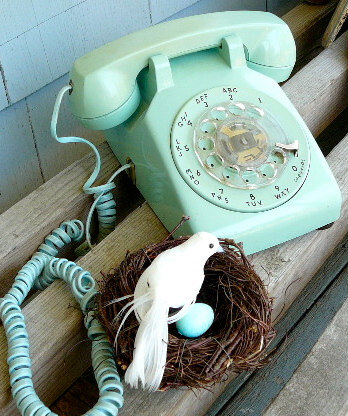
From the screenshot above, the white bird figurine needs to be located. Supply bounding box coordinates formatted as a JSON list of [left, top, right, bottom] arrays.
[[113, 231, 223, 391]]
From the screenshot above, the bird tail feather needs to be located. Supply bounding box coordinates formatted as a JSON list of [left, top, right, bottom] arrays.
[[113, 292, 152, 347], [125, 299, 169, 391], [167, 298, 196, 324]]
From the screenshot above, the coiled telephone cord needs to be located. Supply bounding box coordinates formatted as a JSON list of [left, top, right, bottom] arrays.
[[0, 220, 124, 416], [51, 85, 132, 249]]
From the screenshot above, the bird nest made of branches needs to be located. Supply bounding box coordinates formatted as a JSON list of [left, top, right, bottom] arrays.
[[98, 237, 275, 391]]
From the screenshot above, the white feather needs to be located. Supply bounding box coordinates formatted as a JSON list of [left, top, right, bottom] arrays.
[[125, 299, 168, 390], [113, 232, 222, 391], [113, 292, 151, 347]]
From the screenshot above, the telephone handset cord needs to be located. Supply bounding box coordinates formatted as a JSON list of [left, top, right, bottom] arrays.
[[0, 220, 124, 415], [51, 85, 132, 249], [0, 87, 132, 415]]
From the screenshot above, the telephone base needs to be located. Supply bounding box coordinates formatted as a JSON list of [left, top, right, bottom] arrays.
[[104, 46, 341, 255], [68, 11, 341, 254]]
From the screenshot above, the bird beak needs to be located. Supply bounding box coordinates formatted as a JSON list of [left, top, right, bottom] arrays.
[[217, 245, 224, 253]]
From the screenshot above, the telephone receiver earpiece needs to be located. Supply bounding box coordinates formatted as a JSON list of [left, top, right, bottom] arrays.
[[69, 11, 295, 130]]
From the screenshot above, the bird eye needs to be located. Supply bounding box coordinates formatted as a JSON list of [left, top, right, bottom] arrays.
[[209, 243, 214, 249]]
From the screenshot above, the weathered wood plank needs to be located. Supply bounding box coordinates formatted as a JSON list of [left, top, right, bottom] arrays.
[[0, 100, 44, 213], [1, 134, 346, 415], [0, 142, 141, 296], [322, 0, 348, 47], [283, 31, 348, 137], [217, 254, 348, 416], [253, 141, 347, 322], [26, 75, 104, 181], [267, 0, 300, 15], [316, 106, 348, 156], [51, 368, 100, 415], [207, 233, 348, 415], [264, 277, 348, 416], [282, 1, 338, 60]]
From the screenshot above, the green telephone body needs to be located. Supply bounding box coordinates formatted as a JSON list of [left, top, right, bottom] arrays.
[[69, 11, 341, 254]]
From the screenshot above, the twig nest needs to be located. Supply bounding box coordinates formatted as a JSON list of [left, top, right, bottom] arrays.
[[98, 237, 275, 390]]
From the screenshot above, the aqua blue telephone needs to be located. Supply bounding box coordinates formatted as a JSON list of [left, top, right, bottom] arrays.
[[68, 11, 341, 254]]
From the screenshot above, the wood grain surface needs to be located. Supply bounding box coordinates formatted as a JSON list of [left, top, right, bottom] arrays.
[[206, 231, 348, 414], [215, 240, 348, 416], [263, 271, 348, 416], [322, 0, 348, 47], [283, 0, 338, 59], [283, 31, 348, 138]]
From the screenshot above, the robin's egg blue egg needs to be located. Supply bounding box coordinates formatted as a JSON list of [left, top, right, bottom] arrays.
[[176, 303, 214, 338]]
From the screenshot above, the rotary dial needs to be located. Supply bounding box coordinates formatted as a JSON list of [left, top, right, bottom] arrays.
[[171, 86, 310, 213], [194, 102, 297, 189]]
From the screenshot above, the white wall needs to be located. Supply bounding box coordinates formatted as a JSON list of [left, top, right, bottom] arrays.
[[0, 0, 299, 213]]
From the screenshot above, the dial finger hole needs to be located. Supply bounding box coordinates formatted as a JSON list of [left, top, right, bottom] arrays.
[[227, 103, 245, 115], [198, 138, 214, 151], [206, 154, 223, 169], [223, 165, 239, 180], [271, 150, 286, 165], [241, 169, 259, 184], [247, 106, 264, 119], [200, 120, 216, 134], [259, 162, 277, 178], [211, 107, 227, 121]]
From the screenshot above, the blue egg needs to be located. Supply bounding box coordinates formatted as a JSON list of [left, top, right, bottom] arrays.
[[176, 303, 214, 338]]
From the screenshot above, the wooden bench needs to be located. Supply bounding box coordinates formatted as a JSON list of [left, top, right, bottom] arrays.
[[0, 3, 347, 415]]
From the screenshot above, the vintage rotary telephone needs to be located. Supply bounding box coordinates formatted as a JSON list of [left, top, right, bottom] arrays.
[[68, 11, 341, 254], [8, 13, 334, 416]]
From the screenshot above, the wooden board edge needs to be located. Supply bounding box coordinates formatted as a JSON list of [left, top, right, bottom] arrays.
[[207, 233, 348, 415], [216, 258, 348, 415]]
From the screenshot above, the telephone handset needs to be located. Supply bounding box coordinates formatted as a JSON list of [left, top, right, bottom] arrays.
[[70, 12, 295, 129], [68, 11, 341, 254]]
